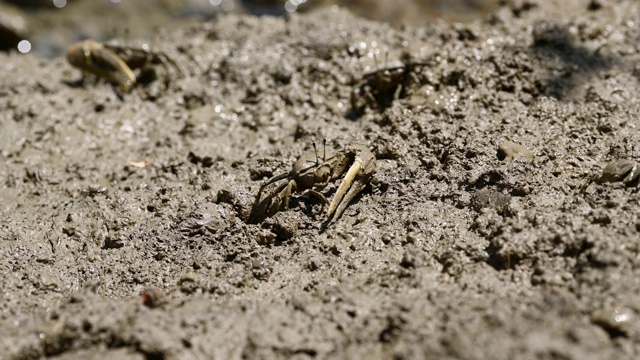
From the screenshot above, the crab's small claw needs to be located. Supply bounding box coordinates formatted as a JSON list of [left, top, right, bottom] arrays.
[[326, 146, 376, 223]]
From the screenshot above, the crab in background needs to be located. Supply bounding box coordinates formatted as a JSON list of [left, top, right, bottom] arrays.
[[249, 144, 377, 225], [66, 39, 180, 94], [599, 159, 639, 186], [351, 62, 426, 115]]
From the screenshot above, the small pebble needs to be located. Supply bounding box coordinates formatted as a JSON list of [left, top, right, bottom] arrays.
[[591, 306, 634, 336], [497, 141, 534, 162], [140, 286, 164, 308]]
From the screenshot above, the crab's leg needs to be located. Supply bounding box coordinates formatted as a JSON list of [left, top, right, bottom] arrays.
[[248, 175, 290, 224], [157, 52, 182, 77], [307, 189, 328, 205], [258, 173, 289, 194], [281, 180, 295, 210]]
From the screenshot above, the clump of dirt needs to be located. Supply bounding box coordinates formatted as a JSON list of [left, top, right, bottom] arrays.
[[1, 1, 640, 359]]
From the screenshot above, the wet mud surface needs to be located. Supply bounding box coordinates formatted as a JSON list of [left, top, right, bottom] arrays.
[[2, 1, 640, 359]]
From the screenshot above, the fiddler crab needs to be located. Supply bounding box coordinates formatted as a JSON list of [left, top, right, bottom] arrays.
[[249, 143, 377, 225], [66, 39, 180, 93], [583, 158, 640, 192], [599, 159, 639, 186], [351, 62, 426, 115]]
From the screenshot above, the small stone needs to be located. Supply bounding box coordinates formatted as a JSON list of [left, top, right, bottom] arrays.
[[591, 306, 634, 336], [381, 234, 392, 245], [497, 141, 534, 162], [140, 286, 164, 308], [179, 273, 200, 294], [179, 272, 197, 284]]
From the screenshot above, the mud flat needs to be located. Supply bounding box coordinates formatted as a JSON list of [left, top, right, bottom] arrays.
[[1, 1, 640, 359]]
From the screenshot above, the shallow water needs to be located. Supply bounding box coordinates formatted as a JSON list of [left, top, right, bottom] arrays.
[[2, 0, 497, 57]]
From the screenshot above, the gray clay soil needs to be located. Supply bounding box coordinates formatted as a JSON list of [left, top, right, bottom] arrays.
[[2, 1, 640, 359]]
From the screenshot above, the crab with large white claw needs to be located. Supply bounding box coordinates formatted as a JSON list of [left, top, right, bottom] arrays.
[[249, 144, 377, 225], [66, 39, 180, 92]]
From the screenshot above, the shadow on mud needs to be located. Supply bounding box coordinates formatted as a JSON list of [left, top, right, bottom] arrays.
[[529, 21, 613, 100]]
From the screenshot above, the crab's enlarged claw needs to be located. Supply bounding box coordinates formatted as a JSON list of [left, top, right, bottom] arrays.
[[327, 146, 376, 222], [67, 39, 136, 91]]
